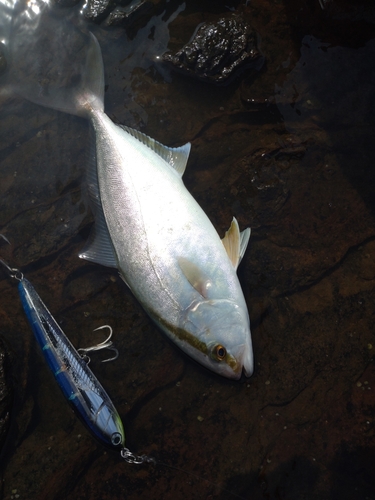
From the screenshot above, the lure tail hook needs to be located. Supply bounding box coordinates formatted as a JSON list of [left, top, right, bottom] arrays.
[[0, 258, 23, 281], [78, 325, 119, 364], [0, 235, 23, 281]]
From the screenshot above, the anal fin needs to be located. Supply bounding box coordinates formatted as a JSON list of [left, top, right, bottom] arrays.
[[79, 128, 118, 268], [79, 212, 118, 268]]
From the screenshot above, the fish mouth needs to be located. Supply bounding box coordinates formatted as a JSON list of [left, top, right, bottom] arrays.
[[241, 342, 254, 377], [231, 342, 254, 379]]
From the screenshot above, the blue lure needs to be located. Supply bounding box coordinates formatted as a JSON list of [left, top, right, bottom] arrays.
[[18, 275, 125, 449], [0, 256, 126, 449], [0, 249, 151, 463]]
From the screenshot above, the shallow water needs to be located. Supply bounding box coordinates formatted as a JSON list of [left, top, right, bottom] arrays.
[[0, 0, 375, 499]]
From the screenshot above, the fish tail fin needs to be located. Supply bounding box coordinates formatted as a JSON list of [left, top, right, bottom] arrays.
[[74, 33, 105, 116], [15, 33, 104, 118]]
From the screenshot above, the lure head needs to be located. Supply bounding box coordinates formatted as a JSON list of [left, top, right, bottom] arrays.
[[110, 429, 124, 448], [172, 298, 253, 379], [94, 404, 125, 449]]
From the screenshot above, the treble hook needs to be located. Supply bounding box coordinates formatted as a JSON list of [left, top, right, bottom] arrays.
[[78, 325, 119, 364]]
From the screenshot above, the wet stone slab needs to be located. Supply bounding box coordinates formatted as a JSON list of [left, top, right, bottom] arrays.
[[0, 337, 12, 452], [0, 0, 375, 499]]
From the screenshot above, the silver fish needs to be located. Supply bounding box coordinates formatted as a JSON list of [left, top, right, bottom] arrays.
[[24, 34, 254, 379]]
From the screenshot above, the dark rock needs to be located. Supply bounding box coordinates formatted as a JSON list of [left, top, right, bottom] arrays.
[[83, 0, 116, 23], [0, 337, 12, 453], [103, 0, 154, 28], [163, 15, 263, 84]]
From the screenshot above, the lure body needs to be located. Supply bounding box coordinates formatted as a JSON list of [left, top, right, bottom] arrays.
[[18, 277, 125, 449]]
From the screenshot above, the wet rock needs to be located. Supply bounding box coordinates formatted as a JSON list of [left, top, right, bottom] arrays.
[[0, 337, 12, 453], [83, 0, 116, 23], [103, 0, 154, 28], [83, 0, 154, 25], [163, 15, 263, 84], [2, 0, 375, 498]]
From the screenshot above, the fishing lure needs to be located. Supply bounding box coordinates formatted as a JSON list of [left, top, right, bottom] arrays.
[[0, 254, 150, 463]]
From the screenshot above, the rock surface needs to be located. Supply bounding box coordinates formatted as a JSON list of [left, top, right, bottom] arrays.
[[83, 0, 116, 23], [163, 15, 263, 84], [102, 0, 154, 28], [0, 337, 12, 453], [83, 0, 157, 27], [0, 0, 375, 499]]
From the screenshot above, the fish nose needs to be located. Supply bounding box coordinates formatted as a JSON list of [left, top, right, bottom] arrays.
[[232, 342, 254, 377], [242, 343, 254, 377]]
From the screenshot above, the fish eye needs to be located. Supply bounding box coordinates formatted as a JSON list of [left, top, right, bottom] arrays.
[[111, 432, 123, 447], [214, 345, 227, 361]]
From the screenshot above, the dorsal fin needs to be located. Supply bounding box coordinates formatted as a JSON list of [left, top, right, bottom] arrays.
[[119, 125, 191, 177], [222, 218, 251, 270]]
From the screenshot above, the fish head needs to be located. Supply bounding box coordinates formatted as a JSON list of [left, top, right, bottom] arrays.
[[180, 298, 253, 379]]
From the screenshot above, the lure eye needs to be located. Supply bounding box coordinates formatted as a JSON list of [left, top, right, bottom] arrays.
[[215, 345, 227, 361], [111, 432, 123, 447]]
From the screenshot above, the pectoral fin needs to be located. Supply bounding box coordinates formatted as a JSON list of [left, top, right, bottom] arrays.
[[178, 257, 212, 298], [222, 217, 251, 270]]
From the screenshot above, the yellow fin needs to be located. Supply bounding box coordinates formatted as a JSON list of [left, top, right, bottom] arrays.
[[222, 217, 251, 270]]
